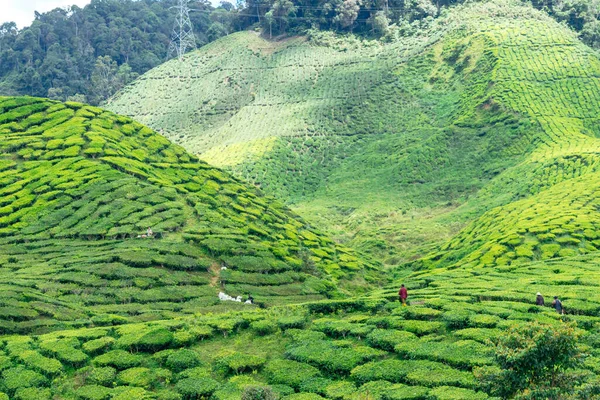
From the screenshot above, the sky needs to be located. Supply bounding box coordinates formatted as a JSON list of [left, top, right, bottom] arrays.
[[2, 0, 93, 28]]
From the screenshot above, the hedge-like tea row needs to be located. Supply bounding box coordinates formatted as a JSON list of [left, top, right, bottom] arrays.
[[0, 96, 378, 333]]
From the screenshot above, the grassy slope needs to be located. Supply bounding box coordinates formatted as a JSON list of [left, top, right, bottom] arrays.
[[0, 96, 377, 335], [107, 0, 600, 269]]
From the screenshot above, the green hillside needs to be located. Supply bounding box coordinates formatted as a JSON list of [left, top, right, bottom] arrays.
[[107, 0, 600, 269], [0, 96, 377, 335]]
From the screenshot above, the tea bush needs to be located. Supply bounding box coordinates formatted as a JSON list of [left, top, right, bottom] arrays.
[[175, 377, 220, 399], [264, 359, 321, 389]]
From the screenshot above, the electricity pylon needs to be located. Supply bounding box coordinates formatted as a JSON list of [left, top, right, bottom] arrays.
[[168, 0, 197, 61]]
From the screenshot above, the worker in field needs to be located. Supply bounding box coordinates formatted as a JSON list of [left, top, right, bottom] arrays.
[[399, 284, 408, 306], [536, 292, 544, 306], [552, 296, 564, 314]]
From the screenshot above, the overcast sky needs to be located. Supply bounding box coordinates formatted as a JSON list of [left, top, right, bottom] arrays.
[[3, 0, 93, 28]]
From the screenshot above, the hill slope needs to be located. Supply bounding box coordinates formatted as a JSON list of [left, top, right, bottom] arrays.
[[3, 251, 600, 399], [108, 0, 600, 269], [0, 96, 376, 334]]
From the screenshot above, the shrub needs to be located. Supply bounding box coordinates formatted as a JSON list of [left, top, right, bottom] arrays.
[[367, 329, 417, 351], [394, 307, 443, 320], [14, 388, 52, 400], [116, 367, 158, 388], [216, 352, 267, 375], [403, 360, 476, 388], [178, 366, 213, 379], [154, 389, 183, 400], [39, 341, 88, 366], [428, 386, 488, 399], [112, 387, 151, 400], [285, 329, 326, 342], [453, 328, 501, 343], [83, 337, 116, 355], [285, 340, 383, 374], [324, 381, 356, 399], [19, 350, 63, 376], [241, 386, 277, 400], [277, 316, 306, 330], [166, 349, 203, 373], [350, 360, 407, 384], [175, 377, 220, 399], [2, 366, 47, 391], [87, 366, 117, 386], [250, 320, 279, 336], [282, 394, 325, 400], [469, 314, 500, 328], [75, 385, 113, 400], [384, 384, 430, 400], [442, 310, 472, 329], [264, 359, 321, 389], [394, 339, 493, 369], [351, 359, 475, 388], [347, 380, 393, 399], [269, 384, 295, 397], [137, 328, 174, 351], [475, 322, 584, 399], [93, 350, 143, 370]]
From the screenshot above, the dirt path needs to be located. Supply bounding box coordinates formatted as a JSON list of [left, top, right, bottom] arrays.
[[209, 262, 221, 288]]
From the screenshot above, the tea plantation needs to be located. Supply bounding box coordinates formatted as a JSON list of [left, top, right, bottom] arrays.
[[0, 96, 378, 335], [108, 0, 600, 269], [3, 249, 600, 399]]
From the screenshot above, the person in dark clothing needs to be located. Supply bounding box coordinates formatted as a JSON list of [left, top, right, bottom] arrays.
[[552, 296, 564, 314], [399, 284, 408, 306], [536, 292, 544, 306]]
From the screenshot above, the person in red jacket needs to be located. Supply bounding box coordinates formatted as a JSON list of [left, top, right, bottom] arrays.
[[399, 284, 408, 306]]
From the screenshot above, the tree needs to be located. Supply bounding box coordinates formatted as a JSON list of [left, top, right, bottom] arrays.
[[270, 0, 298, 33], [335, 0, 363, 29], [368, 11, 390, 35], [89, 56, 135, 105], [475, 322, 585, 399]]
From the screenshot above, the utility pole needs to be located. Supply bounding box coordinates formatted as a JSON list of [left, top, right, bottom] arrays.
[[168, 0, 197, 61]]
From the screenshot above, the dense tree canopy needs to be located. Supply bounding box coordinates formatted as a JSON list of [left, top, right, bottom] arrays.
[[0, 0, 227, 104], [0, 0, 598, 104]]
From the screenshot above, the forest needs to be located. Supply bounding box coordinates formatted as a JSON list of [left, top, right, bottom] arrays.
[[0, 0, 598, 105]]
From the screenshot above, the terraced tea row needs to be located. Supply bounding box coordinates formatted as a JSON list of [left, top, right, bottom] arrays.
[[3, 252, 600, 399], [109, 0, 600, 268], [0, 96, 377, 333]]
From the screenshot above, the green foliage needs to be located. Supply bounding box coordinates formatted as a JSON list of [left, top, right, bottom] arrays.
[[475, 322, 584, 399], [87, 367, 117, 386], [175, 377, 220, 399], [166, 349, 203, 373], [285, 340, 384, 374], [264, 359, 321, 389], [216, 352, 267, 375], [0, 96, 368, 333], [241, 386, 277, 400], [93, 350, 144, 370], [250, 320, 279, 336], [0, 1, 239, 104]]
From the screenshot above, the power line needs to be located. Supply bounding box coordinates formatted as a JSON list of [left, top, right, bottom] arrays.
[[168, 0, 197, 61]]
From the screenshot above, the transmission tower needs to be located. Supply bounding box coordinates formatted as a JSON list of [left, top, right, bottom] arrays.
[[168, 0, 197, 61]]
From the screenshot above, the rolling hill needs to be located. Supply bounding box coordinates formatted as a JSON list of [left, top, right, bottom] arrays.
[[4, 0, 600, 398], [0, 96, 377, 335], [107, 0, 600, 270]]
